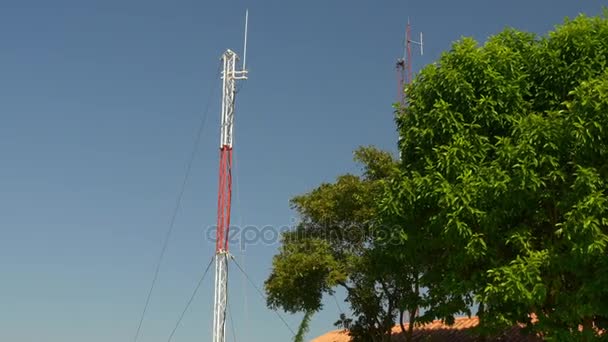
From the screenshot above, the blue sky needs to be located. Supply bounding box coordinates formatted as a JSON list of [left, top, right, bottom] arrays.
[[0, 0, 604, 341]]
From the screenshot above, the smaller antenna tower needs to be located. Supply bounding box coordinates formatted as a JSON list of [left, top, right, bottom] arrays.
[[396, 18, 423, 106]]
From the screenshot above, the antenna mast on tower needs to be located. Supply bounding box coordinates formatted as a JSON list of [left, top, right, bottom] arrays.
[[213, 10, 248, 342], [396, 18, 423, 106]]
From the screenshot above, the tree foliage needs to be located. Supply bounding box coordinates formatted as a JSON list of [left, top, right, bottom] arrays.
[[382, 11, 608, 340]]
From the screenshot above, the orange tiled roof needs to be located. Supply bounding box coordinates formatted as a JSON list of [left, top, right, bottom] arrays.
[[311, 316, 542, 342]]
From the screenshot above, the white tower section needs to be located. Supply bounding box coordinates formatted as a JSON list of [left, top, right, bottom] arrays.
[[219, 49, 247, 148]]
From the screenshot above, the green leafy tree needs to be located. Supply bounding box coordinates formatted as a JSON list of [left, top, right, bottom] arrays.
[[265, 147, 404, 341], [382, 11, 608, 340]]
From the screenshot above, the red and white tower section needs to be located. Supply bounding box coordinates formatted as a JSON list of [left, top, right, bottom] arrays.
[[396, 19, 423, 106], [213, 46, 247, 342]]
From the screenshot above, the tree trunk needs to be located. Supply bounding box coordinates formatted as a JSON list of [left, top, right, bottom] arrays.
[[399, 309, 407, 338], [406, 274, 420, 342], [582, 316, 594, 341], [406, 308, 416, 342], [477, 301, 486, 342]]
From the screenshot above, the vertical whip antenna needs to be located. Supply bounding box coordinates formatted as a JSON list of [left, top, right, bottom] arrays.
[[243, 9, 249, 71]]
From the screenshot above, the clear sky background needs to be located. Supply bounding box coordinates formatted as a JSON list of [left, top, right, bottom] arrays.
[[0, 1, 605, 341]]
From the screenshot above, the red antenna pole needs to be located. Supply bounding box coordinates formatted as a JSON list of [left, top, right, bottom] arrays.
[[406, 19, 412, 86]]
